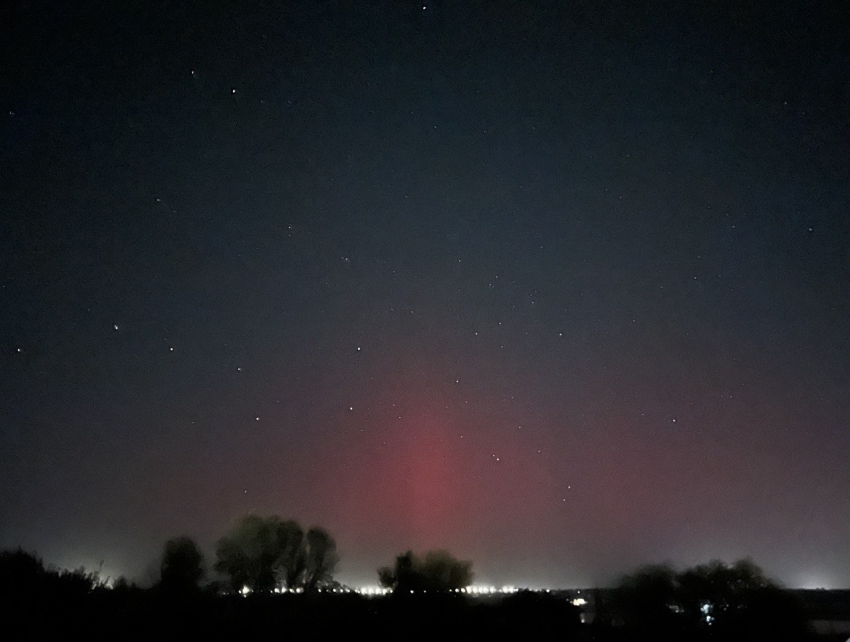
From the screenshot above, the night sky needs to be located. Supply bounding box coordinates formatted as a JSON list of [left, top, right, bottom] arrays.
[[1, 0, 848, 589]]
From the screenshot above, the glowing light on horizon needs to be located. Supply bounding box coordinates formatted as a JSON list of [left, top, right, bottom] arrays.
[[356, 586, 391, 595]]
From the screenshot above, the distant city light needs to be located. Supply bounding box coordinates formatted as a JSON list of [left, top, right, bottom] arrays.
[[237, 584, 591, 597], [356, 586, 391, 596]]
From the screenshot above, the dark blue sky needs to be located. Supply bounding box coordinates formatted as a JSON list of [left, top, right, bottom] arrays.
[[1, 0, 848, 588]]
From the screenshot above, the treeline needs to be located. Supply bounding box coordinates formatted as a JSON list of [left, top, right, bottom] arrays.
[[600, 559, 814, 641], [0, 516, 823, 641], [157, 514, 341, 594], [157, 514, 477, 596]]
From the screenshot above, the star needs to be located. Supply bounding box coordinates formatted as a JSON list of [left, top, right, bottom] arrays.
[[3, 0, 844, 590]]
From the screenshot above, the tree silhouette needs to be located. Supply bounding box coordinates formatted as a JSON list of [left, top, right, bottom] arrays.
[[276, 520, 306, 590], [303, 527, 339, 591], [677, 559, 810, 640], [215, 515, 304, 592], [214, 515, 340, 592], [377, 565, 396, 590], [378, 550, 473, 593], [613, 558, 811, 641], [159, 536, 205, 593]]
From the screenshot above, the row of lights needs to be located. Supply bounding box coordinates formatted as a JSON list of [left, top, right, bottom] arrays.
[[240, 585, 587, 605], [241, 586, 306, 595], [357, 586, 526, 595], [461, 585, 517, 595], [356, 586, 392, 595], [242, 586, 379, 595]]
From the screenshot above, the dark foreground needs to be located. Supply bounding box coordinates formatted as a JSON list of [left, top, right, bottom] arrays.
[[5, 587, 848, 642], [3, 549, 847, 642]]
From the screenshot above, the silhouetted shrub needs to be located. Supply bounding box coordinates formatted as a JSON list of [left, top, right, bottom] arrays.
[[0, 548, 47, 599], [611, 558, 813, 641], [378, 550, 473, 594]]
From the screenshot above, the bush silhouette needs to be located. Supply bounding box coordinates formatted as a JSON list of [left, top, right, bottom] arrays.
[[378, 550, 473, 593], [612, 558, 813, 641]]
